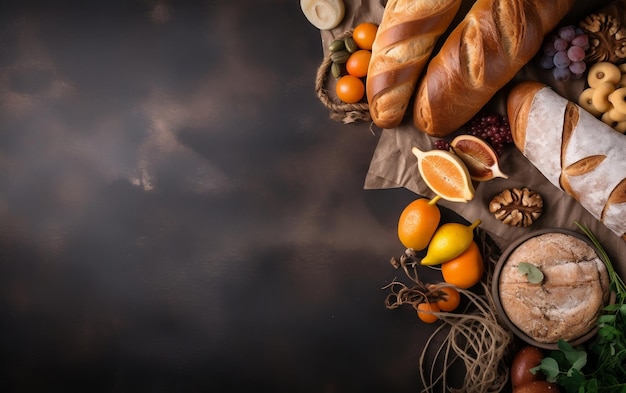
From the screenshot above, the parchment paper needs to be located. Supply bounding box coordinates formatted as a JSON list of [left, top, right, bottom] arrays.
[[318, 0, 626, 279]]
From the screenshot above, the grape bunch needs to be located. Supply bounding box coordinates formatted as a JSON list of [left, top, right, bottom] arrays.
[[433, 139, 450, 151], [538, 25, 590, 82], [434, 112, 512, 156], [465, 112, 512, 156]]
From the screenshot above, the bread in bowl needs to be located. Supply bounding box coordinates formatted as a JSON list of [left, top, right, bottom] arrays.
[[493, 230, 610, 347]]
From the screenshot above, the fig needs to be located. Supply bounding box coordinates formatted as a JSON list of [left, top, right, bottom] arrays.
[[511, 345, 545, 388], [512, 380, 560, 393], [450, 135, 509, 181]]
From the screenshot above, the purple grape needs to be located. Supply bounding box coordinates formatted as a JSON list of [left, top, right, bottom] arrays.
[[433, 139, 450, 151], [569, 60, 586, 75], [463, 112, 513, 156], [567, 45, 585, 62], [558, 25, 576, 42], [553, 66, 571, 81], [539, 54, 555, 69], [553, 50, 571, 68], [571, 34, 589, 49], [542, 36, 558, 56], [554, 38, 568, 51]]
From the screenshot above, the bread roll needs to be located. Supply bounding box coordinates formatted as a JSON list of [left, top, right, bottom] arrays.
[[366, 0, 462, 129], [507, 81, 626, 241], [412, 0, 575, 137], [498, 232, 610, 344]]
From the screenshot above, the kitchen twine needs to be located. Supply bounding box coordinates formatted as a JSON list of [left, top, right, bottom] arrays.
[[315, 29, 371, 124]]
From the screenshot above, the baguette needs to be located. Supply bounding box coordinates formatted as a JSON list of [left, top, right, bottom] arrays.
[[413, 0, 575, 137], [507, 81, 626, 241], [366, 0, 462, 129]]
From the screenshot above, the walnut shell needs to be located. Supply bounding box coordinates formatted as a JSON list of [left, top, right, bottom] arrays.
[[580, 2, 626, 64], [489, 187, 543, 227]]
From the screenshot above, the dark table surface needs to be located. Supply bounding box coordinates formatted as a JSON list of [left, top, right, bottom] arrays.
[[0, 1, 476, 392]]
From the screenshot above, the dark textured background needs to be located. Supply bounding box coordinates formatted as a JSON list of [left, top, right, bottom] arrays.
[[0, 1, 472, 391]]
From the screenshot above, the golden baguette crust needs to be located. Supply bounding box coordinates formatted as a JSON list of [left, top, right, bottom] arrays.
[[366, 0, 462, 129], [507, 81, 626, 241], [506, 81, 545, 153], [413, 0, 575, 137]]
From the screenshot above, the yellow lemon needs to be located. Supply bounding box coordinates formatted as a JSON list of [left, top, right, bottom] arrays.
[[420, 219, 481, 266]]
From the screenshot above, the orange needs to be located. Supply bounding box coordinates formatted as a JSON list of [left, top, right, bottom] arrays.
[[411, 147, 475, 203], [346, 50, 371, 78], [335, 75, 365, 103], [441, 240, 484, 289], [352, 22, 378, 50], [397, 196, 441, 251], [435, 286, 461, 312], [416, 302, 440, 323]]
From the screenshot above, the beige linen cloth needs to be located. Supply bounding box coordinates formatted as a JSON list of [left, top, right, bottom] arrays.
[[318, 0, 626, 278]]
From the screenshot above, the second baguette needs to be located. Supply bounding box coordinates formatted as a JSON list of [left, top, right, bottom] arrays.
[[413, 0, 575, 137]]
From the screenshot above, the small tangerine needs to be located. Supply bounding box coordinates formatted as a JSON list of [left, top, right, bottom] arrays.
[[416, 302, 440, 323], [441, 240, 484, 289], [435, 286, 461, 312], [352, 22, 378, 50], [397, 196, 441, 251], [346, 49, 371, 78], [335, 75, 365, 103]]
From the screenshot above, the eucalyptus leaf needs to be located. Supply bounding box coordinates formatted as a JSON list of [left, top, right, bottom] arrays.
[[549, 350, 567, 367], [563, 349, 587, 370], [535, 357, 560, 382], [557, 339, 575, 353], [604, 303, 621, 312], [518, 262, 544, 284], [598, 314, 616, 324], [585, 378, 598, 393], [599, 325, 621, 340], [561, 370, 584, 393], [569, 352, 587, 372]]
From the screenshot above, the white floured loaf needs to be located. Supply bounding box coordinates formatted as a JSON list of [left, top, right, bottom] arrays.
[[507, 81, 626, 242]]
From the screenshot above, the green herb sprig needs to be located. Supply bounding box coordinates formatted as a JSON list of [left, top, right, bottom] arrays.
[[530, 222, 626, 393], [518, 262, 544, 284]]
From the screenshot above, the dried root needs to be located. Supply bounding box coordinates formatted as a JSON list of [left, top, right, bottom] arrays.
[[383, 229, 515, 393]]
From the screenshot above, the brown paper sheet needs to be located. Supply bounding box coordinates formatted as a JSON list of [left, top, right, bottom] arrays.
[[319, 0, 626, 279]]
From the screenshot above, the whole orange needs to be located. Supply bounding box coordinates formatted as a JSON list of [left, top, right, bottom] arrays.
[[397, 196, 441, 251], [441, 240, 484, 289], [435, 286, 461, 312], [416, 302, 440, 323], [346, 49, 371, 78], [352, 22, 378, 50], [335, 75, 365, 103]]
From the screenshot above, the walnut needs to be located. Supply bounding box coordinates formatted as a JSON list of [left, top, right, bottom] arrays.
[[489, 187, 543, 227], [580, 2, 626, 64]]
